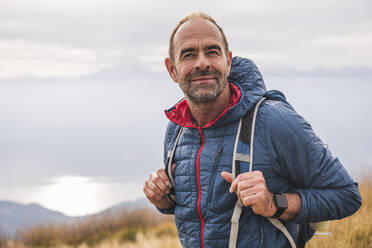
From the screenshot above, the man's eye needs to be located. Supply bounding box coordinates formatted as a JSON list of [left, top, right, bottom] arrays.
[[183, 53, 194, 59], [208, 50, 219, 56]]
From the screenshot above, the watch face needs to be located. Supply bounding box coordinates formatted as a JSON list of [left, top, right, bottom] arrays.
[[275, 194, 288, 209]]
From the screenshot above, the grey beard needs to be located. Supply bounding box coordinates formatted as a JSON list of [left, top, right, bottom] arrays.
[[185, 80, 227, 104]]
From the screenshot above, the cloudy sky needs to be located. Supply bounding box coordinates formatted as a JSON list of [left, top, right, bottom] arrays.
[[0, 0, 371, 216]]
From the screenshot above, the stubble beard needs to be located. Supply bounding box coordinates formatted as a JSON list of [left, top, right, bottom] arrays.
[[178, 68, 228, 104]]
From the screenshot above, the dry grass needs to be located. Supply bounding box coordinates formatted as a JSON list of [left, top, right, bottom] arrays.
[[9, 223, 181, 248], [13, 208, 174, 248], [5, 179, 371, 248], [0, 230, 8, 248]]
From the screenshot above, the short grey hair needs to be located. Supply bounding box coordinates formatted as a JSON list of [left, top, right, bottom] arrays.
[[168, 11, 229, 61]]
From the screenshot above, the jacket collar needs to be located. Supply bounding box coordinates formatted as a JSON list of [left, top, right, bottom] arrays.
[[165, 82, 241, 128]]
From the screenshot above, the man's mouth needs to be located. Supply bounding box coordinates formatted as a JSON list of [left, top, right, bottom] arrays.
[[190, 75, 216, 83]]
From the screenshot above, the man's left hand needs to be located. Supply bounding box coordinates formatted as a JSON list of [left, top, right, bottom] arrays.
[[221, 171, 276, 217]]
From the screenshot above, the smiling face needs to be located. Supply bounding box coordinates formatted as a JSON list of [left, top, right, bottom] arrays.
[[165, 18, 232, 104]]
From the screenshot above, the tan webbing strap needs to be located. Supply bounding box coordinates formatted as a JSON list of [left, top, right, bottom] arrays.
[[229, 98, 265, 248], [235, 153, 251, 163], [229, 201, 243, 248], [268, 218, 297, 248], [249, 98, 266, 172]]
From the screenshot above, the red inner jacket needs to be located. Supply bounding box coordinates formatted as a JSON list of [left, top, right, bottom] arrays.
[[165, 82, 242, 128]]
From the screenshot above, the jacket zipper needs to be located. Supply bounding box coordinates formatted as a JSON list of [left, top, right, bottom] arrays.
[[196, 127, 205, 248]]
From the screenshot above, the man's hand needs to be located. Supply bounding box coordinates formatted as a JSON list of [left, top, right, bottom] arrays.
[[221, 170, 276, 217], [143, 164, 176, 210]]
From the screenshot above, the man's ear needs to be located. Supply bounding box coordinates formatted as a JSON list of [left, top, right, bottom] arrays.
[[165, 57, 178, 83], [226, 51, 232, 74]]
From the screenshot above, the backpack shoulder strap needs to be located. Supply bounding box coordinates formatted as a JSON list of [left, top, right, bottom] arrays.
[[229, 97, 297, 248], [229, 97, 265, 248], [165, 126, 183, 202]]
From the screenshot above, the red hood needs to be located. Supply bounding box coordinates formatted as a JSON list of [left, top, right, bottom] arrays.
[[165, 82, 241, 128]]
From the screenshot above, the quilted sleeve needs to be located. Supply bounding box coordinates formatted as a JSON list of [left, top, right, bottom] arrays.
[[263, 101, 361, 224]]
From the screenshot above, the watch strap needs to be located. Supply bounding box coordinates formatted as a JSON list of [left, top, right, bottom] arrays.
[[272, 193, 288, 218]]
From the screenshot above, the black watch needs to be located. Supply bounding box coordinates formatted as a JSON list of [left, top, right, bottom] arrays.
[[272, 193, 288, 218]]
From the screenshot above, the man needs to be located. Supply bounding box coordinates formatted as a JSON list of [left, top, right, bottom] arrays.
[[143, 12, 361, 248]]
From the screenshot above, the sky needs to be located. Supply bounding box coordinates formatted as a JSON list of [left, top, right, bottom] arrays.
[[0, 0, 371, 217]]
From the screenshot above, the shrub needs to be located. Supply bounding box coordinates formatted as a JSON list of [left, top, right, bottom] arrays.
[[119, 227, 140, 243], [17, 225, 60, 248]]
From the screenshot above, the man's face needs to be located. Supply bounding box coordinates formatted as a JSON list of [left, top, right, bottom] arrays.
[[166, 18, 232, 104]]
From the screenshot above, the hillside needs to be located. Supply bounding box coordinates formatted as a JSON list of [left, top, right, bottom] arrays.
[[0, 198, 150, 238], [0, 201, 73, 237]]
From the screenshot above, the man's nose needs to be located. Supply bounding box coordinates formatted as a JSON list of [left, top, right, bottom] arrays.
[[195, 53, 210, 71]]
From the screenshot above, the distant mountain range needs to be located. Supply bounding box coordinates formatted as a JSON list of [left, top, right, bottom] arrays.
[[0, 199, 150, 238]]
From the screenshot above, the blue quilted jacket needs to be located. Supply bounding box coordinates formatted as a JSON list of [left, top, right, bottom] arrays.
[[160, 57, 361, 248]]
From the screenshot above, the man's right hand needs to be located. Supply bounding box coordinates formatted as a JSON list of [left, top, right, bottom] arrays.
[[143, 165, 175, 210]]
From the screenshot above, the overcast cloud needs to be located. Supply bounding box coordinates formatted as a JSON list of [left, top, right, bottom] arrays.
[[0, 0, 371, 216]]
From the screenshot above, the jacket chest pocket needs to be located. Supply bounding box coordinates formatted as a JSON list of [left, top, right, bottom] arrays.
[[206, 146, 237, 215], [207, 170, 237, 215]]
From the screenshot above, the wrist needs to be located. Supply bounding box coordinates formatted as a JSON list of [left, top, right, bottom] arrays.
[[264, 192, 277, 217]]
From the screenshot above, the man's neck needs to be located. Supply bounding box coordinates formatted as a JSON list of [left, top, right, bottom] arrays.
[[186, 85, 231, 127]]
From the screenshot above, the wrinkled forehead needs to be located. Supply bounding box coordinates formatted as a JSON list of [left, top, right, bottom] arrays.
[[173, 18, 224, 53]]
